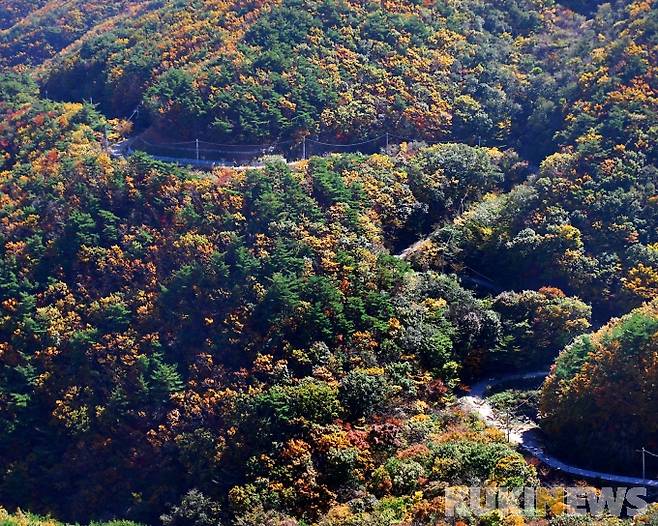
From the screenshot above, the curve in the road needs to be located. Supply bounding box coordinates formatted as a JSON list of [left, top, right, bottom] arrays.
[[458, 371, 658, 488], [111, 136, 658, 489]]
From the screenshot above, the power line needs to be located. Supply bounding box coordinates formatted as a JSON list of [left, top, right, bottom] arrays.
[[127, 129, 456, 155], [126, 106, 140, 122], [307, 135, 386, 147], [121, 128, 484, 168], [387, 132, 447, 145]]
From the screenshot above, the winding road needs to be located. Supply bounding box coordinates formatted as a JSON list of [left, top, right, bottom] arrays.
[[113, 137, 658, 488], [457, 371, 658, 488]]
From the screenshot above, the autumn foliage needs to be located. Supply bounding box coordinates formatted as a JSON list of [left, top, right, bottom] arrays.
[[540, 299, 658, 473], [1, 0, 658, 524]]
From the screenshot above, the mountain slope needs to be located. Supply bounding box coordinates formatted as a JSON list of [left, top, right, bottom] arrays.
[[29, 0, 560, 147], [406, 0, 658, 317], [540, 298, 658, 473], [0, 0, 49, 30], [0, 1, 151, 68]]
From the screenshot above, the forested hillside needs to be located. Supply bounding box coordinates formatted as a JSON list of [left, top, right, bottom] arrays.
[[0, 75, 593, 521], [410, 0, 658, 317], [0, 1, 151, 67], [1, 0, 658, 525], [540, 298, 658, 473], [0, 0, 49, 30], [6, 0, 568, 149]]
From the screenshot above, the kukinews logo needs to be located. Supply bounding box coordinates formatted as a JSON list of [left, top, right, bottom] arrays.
[[444, 486, 648, 518]]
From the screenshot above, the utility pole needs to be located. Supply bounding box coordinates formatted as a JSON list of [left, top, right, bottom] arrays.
[[302, 137, 307, 160], [506, 407, 512, 442], [642, 447, 646, 479], [506, 409, 511, 442], [195, 139, 200, 161]]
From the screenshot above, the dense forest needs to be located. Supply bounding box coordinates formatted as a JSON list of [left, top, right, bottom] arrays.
[[9, 0, 568, 151], [408, 0, 658, 317], [0, 0, 657, 525], [541, 298, 658, 473]]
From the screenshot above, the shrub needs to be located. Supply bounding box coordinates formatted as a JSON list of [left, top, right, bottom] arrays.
[[339, 369, 391, 419], [488, 454, 538, 487], [161, 490, 223, 526], [372, 458, 425, 496]]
